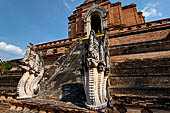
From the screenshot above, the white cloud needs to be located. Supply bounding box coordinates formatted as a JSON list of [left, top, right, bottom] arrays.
[[0, 42, 25, 60], [63, 0, 74, 10], [142, 2, 162, 17], [63, 0, 70, 9]]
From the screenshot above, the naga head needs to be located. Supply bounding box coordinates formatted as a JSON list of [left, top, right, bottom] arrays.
[[28, 42, 34, 51], [98, 62, 105, 72]]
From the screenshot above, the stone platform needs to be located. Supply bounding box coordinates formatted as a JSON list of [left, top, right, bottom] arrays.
[[1, 98, 170, 113]]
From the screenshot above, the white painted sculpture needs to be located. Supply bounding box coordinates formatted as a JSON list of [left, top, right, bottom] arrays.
[[0, 59, 2, 63], [82, 30, 110, 110], [17, 43, 44, 99]]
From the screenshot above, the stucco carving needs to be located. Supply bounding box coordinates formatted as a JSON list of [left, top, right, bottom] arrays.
[[82, 30, 110, 110], [84, 4, 107, 19], [17, 43, 44, 99]]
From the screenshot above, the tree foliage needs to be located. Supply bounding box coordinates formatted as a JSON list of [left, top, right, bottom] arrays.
[[0, 60, 12, 75]]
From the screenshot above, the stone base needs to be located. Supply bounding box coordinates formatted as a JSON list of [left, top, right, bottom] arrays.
[[16, 96, 32, 100], [85, 101, 108, 110]]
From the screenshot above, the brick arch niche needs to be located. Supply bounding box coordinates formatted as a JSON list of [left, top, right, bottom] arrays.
[[83, 4, 108, 37], [91, 13, 102, 34]]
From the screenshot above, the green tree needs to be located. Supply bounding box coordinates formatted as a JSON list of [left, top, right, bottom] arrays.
[[0, 60, 12, 75]]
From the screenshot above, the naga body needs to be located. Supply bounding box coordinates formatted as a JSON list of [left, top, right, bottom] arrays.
[[82, 30, 110, 110], [17, 43, 44, 99]]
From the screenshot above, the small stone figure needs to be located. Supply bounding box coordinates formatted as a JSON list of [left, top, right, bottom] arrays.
[[82, 30, 110, 110], [17, 43, 44, 99]]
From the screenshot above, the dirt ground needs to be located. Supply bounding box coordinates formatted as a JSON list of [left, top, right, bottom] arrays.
[[0, 103, 11, 113], [0, 103, 33, 113]]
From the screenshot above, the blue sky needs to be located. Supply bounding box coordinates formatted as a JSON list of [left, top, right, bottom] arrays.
[[0, 0, 169, 60]]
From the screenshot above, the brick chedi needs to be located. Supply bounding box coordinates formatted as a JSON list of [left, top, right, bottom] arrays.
[[68, 0, 145, 38], [0, 0, 170, 113]]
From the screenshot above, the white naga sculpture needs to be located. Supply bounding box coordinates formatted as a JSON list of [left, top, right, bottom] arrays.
[[17, 43, 44, 99], [82, 30, 110, 110], [0, 59, 2, 63]]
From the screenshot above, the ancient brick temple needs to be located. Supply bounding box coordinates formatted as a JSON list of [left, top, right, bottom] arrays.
[[0, 0, 170, 113]]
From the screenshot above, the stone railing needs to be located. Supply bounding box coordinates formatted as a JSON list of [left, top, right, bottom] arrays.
[[109, 18, 170, 35], [35, 38, 78, 57], [35, 37, 78, 50]]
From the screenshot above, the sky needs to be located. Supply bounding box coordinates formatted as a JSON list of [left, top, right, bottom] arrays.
[[0, 0, 169, 61]]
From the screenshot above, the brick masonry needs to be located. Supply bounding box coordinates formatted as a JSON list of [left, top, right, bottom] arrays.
[[0, 0, 170, 112]]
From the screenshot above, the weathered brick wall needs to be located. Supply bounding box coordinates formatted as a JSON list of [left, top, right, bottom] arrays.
[[122, 4, 139, 26], [109, 29, 170, 47], [0, 75, 21, 98], [0, 60, 23, 98], [109, 27, 170, 109]]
